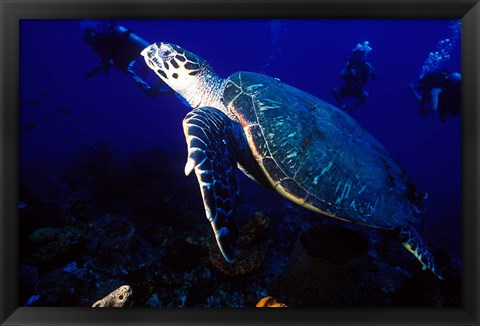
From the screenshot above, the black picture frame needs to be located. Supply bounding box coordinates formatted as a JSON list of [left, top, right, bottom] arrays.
[[1, 0, 479, 325]]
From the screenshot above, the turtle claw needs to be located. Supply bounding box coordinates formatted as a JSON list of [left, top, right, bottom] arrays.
[[184, 158, 195, 176], [215, 226, 237, 263]]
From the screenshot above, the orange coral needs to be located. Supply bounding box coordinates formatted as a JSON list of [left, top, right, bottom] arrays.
[[256, 296, 287, 307]]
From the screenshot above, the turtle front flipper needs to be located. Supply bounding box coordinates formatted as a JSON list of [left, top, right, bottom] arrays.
[[396, 226, 444, 280], [183, 107, 243, 263]]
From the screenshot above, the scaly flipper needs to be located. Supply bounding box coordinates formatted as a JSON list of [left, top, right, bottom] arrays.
[[396, 226, 444, 280], [182, 107, 244, 263]]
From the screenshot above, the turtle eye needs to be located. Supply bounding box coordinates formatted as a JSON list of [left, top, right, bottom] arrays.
[[160, 49, 174, 58], [160, 46, 175, 58]]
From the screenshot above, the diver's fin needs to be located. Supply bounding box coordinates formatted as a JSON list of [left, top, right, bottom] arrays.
[[182, 107, 241, 263], [396, 226, 444, 280]]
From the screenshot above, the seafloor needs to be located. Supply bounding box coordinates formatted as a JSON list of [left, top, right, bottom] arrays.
[[19, 143, 461, 307]]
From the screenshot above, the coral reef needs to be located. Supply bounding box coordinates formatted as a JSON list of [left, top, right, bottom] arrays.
[[239, 211, 269, 245], [18, 144, 461, 308], [28, 227, 57, 244], [30, 225, 86, 270], [91, 214, 136, 252], [85, 214, 136, 275], [92, 285, 133, 307], [210, 244, 267, 277], [28, 269, 82, 306], [163, 238, 207, 273], [270, 224, 371, 307], [209, 211, 270, 276]]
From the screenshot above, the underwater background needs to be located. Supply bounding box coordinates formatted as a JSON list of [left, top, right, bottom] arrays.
[[19, 19, 461, 307]]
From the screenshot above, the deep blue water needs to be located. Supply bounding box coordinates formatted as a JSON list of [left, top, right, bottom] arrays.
[[19, 19, 461, 307]]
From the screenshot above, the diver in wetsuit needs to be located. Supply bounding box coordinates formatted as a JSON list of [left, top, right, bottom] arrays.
[[407, 71, 461, 121], [333, 41, 377, 113], [82, 20, 171, 97]]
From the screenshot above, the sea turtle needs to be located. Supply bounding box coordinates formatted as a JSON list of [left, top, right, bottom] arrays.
[[141, 42, 443, 279]]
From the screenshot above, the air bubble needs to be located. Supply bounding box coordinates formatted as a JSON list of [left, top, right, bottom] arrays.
[[419, 19, 460, 79]]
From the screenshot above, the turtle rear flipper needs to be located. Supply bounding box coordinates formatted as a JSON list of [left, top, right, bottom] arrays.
[[183, 107, 243, 263], [396, 226, 444, 280]]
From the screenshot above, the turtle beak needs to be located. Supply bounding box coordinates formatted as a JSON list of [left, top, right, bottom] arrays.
[[141, 43, 163, 71]]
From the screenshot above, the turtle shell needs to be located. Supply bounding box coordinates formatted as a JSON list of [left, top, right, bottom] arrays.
[[222, 71, 425, 229]]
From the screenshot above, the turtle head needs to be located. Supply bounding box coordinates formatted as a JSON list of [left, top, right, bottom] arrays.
[[141, 42, 208, 93]]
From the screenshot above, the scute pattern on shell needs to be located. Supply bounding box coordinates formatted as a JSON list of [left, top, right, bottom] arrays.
[[223, 71, 425, 229]]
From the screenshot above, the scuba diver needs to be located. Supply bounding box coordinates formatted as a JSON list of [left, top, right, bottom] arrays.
[[82, 20, 171, 97], [332, 41, 377, 113], [407, 71, 461, 121]]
